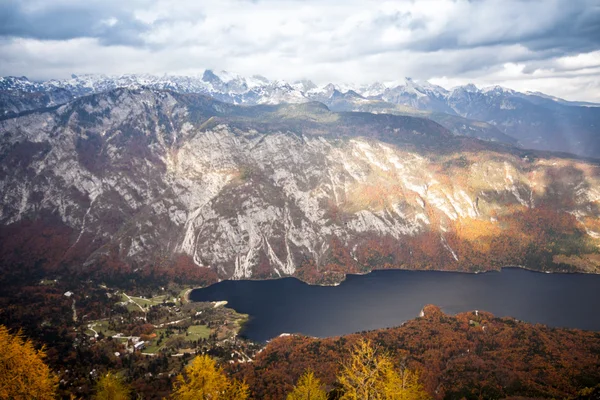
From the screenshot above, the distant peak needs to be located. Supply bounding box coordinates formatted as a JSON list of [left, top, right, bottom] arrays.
[[294, 79, 317, 92], [251, 74, 269, 83], [202, 69, 221, 84], [331, 89, 364, 100], [460, 83, 479, 93], [482, 85, 513, 94], [318, 83, 337, 95]]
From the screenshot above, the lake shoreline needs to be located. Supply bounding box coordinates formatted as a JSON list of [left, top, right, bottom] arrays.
[[190, 264, 590, 293], [189, 266, 600, 342]]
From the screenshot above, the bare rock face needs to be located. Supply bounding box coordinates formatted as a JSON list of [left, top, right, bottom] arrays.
[[1, 88, 599, 284]]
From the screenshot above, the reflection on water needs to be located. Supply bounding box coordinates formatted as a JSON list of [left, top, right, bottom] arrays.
[[189, 268, 600, 342]]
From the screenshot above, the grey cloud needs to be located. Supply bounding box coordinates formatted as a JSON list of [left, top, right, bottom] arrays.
[[0, 0, 599, 102], [523, 5, 600, 53], [0, 0, 151, 46], [406, 0, 600, 56], [314, 0, 600, 81]]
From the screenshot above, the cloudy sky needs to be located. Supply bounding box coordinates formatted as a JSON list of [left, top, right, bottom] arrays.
[[1, 0, 600, 101]]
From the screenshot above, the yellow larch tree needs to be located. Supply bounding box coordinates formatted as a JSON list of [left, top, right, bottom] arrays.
[[287, 369, 327, 400], [0, 325, 58, 400], [171, 354, 248, 400], [337, 339, 430, 400], [381, 367, 430, 400], [93, 372, 131, 400]]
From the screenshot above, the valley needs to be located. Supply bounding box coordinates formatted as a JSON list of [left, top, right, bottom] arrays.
[[1, 74, 600, 400], [3, 1, 600, 398]]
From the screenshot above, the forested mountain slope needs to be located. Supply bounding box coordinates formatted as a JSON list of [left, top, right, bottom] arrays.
[[1, 88, 600, 284]]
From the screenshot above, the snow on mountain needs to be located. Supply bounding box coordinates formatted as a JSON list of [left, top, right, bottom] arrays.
[[254, 81, 308, 104], [292, 79, 318, 93], [2, 71, 600, 158], [358, 81, 388, 98], [481, 85, 516, 95], [0, 76, 46, 92], [4, 71, 591, 114], [4, 71, 598, 112]]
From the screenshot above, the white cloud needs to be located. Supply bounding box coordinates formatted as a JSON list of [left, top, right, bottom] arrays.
[[1, 0, 599, 101]]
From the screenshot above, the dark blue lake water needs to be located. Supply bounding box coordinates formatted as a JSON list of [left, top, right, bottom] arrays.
[[189, 268, 600, 342]]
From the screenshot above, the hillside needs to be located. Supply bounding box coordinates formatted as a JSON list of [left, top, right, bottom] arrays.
[[230, 305, 600, 400], [1, 88, 600, 285]]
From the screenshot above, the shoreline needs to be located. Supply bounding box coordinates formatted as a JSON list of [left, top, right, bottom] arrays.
[[181, 288, 193, 303], [187, 264, 600, 343], [188, 264, 589, 294]]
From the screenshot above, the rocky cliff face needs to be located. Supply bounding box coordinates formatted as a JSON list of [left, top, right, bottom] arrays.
[[1, 88, 599, 283]]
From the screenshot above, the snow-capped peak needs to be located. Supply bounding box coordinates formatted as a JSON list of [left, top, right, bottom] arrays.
[[203, 69, 243, 84], [4, 70, 590, 119], [482, 85, 515, 95], [292, 79, 318, 93], [454, 83, 480, 93]]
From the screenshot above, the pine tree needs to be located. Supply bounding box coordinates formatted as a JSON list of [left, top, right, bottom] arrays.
[[0, 325, 58, 400], [287, 370, 327, 400]]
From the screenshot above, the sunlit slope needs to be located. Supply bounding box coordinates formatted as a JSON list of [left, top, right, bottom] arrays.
[[0, 88, 599, 284]]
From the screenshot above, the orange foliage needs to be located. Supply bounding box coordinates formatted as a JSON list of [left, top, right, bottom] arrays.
[[229, 306, 600, 400], [0, 325, 58, 400], [142, 254, 219, 286]]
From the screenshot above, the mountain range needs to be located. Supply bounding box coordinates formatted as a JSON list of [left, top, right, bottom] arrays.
[[1, 85, 599, 284], [2, 71, 600, 158]]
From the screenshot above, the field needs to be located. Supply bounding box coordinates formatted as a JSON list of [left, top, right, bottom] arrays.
[[86, 320, 117, 337], [119, 292, 175, 312], [142, 325, 210, 354], [187, 324, 211, 340]]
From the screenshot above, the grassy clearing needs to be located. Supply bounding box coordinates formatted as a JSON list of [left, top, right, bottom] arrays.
[[119, 293, 173, 312], [130, 295, 170, 307], [142, 328, 167, 353], [87, 320, 117, 337], [122, 293, 170, 307], [143, 340, 164, 354], [143, 325, 210, 354], [187, 325, 210, 341], [119, 294, 144, 313]]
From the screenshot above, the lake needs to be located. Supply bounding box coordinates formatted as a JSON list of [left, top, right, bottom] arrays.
[[189, 268, 600, 342]]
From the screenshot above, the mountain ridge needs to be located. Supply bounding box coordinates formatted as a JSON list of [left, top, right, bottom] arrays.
[[1, 87, 600, 285], [4, 71, 598, 109], [2, 71, 600, 159]]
